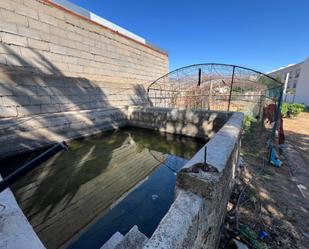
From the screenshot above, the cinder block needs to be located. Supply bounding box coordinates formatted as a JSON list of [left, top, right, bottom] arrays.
[[28, 18, 50, 33], [0, 54, 6, 64], [15, 4, 38, 19], [29, 95, 51, 105], [42, 51, 63, 62], [0, 20, 18, 34], [49, 43, 66, 55], [76, 42, 89, 52], [1, 33, 27, 47], [41, 103, 61, 113], [23, 0, 43, 10], [27, 38, 49, 51], [5, 54, 29, 67], [50, 95, 67, 104], [48, 8, 65, 21], [64, 13, 80, 26], [0, 0, 18, 12], [2, 95, 30, 107], [0, 9, 28, 26], [13, 85, 37, 96], [16, 104, 41, 116], [39, 12, 58, 26], [0, 106, 18, 117], [50, 26, 67, 38], [67, 31, 83, 42], [68, 64, 83, 73], [36, 86, 54, 96], [17, 26, 40, 39]]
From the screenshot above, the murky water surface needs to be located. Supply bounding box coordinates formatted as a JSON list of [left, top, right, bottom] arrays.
[[0, 127, 206, 249]]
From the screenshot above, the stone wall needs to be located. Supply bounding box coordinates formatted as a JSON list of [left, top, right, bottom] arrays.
[[144, 112, 243, 249], [127, 106, 232, 138]]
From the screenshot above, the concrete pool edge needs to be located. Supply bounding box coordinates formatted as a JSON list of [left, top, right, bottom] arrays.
[[0, 176, 45, 249], [143, 111, 243, 249], [0, 106, 243, 249]]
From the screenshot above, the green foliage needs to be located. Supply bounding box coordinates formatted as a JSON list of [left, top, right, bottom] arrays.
[[281, 102, 288, 117], [281, 102, 305, 118], [243, 115, 256, 133]]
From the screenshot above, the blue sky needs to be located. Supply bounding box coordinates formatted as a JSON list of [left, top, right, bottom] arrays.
[[70, 0, 309, 73]]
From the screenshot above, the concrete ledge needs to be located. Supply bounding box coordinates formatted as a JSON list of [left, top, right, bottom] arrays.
[[0, 107, 128, 159], [180, 112, 244, 172], [144, 190, 205, 249], [143, 110, 243, 249], [0, 176, 45, 249], [127, 106, 231, 138]]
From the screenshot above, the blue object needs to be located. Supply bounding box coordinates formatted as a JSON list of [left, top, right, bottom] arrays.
[[270, 147, 282, 167], [259, 230, 268, 240]]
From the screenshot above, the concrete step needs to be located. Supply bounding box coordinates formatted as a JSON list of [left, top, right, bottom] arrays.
[[100, 232, 124, 249], [114, 226, 148, 249]]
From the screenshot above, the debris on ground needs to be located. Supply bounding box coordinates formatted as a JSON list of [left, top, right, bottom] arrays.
[[219, 112, 309, 249]]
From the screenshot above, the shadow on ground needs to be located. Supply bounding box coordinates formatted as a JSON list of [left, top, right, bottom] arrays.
[[219, 119, 309, 249]]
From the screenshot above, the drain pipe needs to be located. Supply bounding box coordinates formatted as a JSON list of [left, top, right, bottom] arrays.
[[0, 141, 69, 193]]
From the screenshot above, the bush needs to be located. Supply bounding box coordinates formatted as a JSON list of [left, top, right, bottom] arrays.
[[243, 115, 256, 133], [281, 102, 305, 118], [281, 102, 288, 117]]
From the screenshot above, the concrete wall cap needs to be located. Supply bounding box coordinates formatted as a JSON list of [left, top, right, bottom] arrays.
[[180, 112, 244, 172]]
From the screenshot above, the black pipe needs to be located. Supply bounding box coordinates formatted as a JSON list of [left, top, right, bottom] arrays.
[[0, 141, 68, 193]]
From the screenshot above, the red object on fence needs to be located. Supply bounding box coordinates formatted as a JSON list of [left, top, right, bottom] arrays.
[[279, 117, 285, 145], [263, 104, 285, 145]]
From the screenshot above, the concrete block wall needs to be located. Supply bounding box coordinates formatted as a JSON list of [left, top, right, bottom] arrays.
[[0, 67, 149, 118], [0, 0, 168, 158], [0, 0, 168, 82]]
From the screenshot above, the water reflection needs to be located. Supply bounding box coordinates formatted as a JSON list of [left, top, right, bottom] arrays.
[[0, 127, 206, 249]]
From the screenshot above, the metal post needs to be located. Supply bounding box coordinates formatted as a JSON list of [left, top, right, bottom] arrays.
[[197, 68, 201, 86], [227, 66, 236, 111], [147, 88, 151, 107], [0, 141, 68, 193], [204, 146, 207, 166]]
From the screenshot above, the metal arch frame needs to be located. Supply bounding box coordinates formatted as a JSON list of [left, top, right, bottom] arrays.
[[147, 63, 284, 91], [146, 63, 285, 165]]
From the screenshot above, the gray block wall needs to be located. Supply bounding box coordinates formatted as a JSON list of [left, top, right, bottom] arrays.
[[0, 0, 168, 158], [0, 0, 168, 83]]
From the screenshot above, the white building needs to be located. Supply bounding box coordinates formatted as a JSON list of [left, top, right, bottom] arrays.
[[268, 57, 309, 106]]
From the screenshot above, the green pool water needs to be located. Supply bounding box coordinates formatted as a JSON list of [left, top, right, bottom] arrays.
[[0, 126, 207, 249]]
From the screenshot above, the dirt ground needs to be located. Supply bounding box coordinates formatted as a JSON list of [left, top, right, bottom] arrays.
[[219, 112, 309, 249]]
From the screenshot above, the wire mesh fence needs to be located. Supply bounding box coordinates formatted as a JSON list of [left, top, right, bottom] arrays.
[[147, 63, 283, 119]]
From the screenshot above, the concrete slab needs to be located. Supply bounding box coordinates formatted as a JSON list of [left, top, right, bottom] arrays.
[[0, 176, 45, 249], [100, 232, 124, 249], [114, 225, 148, 249]]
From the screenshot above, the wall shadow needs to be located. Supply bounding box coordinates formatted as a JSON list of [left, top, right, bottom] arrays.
[[0, 43, 156, 248], [0, 43, 151, 156]]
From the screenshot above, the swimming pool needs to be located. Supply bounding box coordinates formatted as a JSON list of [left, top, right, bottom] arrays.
[[0, 126, 207, 249]]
